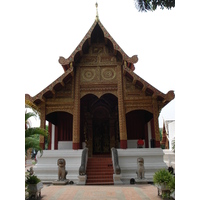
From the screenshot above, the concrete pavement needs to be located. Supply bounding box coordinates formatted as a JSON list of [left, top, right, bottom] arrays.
[[31, 184, 162, 200], [26, 160, 163, 200]]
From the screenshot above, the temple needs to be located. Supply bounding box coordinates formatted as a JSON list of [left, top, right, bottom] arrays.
[[25, 5, 175, 184]]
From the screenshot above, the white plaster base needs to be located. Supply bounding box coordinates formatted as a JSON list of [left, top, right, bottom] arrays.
[[117, 148, 167, 183], [135, 178, 148, 184], [52, 180, 69, 185], [127, 140, 145, 148], [34, 150, 83, 184], [113, 174, 123, 185], [163, 150, 175, 173], [58, 141, 72, 150], [77, 175, 87, 185]]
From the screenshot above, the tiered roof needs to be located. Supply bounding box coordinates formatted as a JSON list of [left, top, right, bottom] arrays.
[[25, 13, 174, 108]]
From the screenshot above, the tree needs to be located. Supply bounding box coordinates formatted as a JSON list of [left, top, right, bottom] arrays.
[[159, 128, 163, 141], [171, 138, 175, 153], [25, 110, 49, 154], [135, 0, 175, 12]]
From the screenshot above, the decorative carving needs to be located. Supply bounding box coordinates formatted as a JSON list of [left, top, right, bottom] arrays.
[[27, 167, 34, 176], [46, 107, 74, 115], [101, 68, 116, 80], [100, 56, 117, 63], [81, 68, 96, 81], [136, 157, 145, 179], [92, 46, 103, 54], [125, 106, 153, 114], [130, 55, 138, 64], [81, 56, 97, 64], [80, 90, 117, 99], [57, 158, 68, 181], [80, 66, 117, 83]]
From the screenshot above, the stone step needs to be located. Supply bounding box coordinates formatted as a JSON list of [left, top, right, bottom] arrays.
[[87, 166, 113, 170], [86, 181, 114, 185], [87, 171, 113, 175], [87, 174, 113, 178], [86, 157, 114, 185]]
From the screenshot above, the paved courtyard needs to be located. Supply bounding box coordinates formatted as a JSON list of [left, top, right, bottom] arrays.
[[26, 161, 162, 200], [35, 184, 162, 200]]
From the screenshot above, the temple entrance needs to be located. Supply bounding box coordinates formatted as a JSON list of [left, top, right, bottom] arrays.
[[80, 93, 119, 156], [93, 119, 110, 154]]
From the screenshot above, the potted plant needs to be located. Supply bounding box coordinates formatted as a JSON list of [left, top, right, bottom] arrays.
[[153, 169, 173, 199], [168, 175, 175, 199], [26, 174, 43, 199]]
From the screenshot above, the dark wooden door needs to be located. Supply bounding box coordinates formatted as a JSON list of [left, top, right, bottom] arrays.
[[93, 120, 110, 154]]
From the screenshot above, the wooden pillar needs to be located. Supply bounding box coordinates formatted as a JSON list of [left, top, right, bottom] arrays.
[[39, 103, 45, 149], [152, 98, 161, 147], [73, 64, 80, 149], [144, 123, 149, 148], [117, 64, 127, 149], [48, 122, 52, 150], [54, 125, 58, 150]]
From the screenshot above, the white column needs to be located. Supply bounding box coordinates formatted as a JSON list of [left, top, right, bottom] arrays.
[[51, 124, 55, 150], [148, 121, 152, 148]]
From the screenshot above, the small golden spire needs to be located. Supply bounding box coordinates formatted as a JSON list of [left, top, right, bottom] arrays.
[[95, 2, 99, 22]]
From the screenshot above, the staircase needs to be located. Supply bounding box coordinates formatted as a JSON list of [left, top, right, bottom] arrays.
[[86, 156, 114, 185]]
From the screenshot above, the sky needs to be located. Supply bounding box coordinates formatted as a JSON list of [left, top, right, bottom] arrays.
[[21, 0, 175, 128]]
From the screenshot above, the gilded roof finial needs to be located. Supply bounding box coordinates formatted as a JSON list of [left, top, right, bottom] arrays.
[[95, 2, 99, 22]]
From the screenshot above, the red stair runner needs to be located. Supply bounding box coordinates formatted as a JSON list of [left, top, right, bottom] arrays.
[[86, 156, 114, 185]]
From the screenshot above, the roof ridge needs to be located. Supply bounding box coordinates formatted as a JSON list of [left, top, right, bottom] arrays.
[[58, 19, 138, 72]]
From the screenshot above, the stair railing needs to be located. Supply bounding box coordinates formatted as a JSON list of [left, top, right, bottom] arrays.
[[79, 148, 88, 176], [111, 147, 121, 175]]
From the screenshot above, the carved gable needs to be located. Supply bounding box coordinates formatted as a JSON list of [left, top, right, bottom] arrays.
[[124, 77, 146, 99], [79, 43, 118, 85], [55, 79, 73, 99]]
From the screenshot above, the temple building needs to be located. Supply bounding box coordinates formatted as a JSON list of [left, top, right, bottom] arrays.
[[25, 9, 174, 156], [25, 4, 175, 184]]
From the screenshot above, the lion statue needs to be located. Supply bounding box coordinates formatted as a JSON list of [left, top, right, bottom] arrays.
[[136, 157, 145, 179], [57, 158, 68, 181]]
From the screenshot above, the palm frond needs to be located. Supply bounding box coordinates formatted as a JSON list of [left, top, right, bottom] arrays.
[[25, 127, 49, 139], [25, 111, 37, 130], [25, 111, 36, 122], [25, 137, 41, 152]]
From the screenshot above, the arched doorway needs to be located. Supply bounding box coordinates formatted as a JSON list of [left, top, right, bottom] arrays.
[[80, 93, 119, 156], [126, 110, 153, 148], [46, 111, 73, 149]]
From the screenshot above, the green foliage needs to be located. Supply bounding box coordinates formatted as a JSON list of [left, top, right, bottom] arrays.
[[26, 175, 41, 184], [168, 175, 175, 192], [160, 144, 165, 149], [171, 138, 175, 153], [162, 192, 170, 199], [153, 168, 173, 185], [25, 127, 49, 152], [159, 128, 163, 141], [25, 110, 49, 153], [135, 0, 175, 12]]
